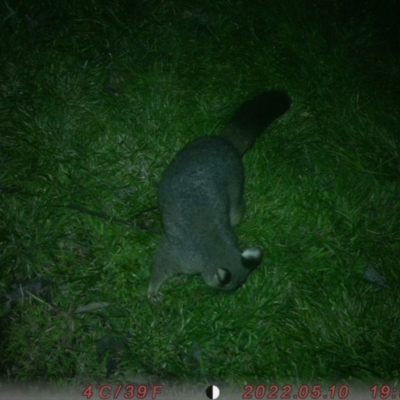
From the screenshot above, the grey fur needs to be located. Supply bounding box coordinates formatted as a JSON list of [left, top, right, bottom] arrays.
[[148, 91, 291, 298]]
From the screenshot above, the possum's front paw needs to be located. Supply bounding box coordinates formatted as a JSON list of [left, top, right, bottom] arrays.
[[148, 290, 164, 303]]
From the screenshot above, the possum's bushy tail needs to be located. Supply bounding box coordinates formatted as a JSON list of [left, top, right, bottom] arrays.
[[220, 90, 291, 156]]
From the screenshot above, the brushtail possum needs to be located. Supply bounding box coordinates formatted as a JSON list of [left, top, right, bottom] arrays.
[[148, 90, 291, 299]]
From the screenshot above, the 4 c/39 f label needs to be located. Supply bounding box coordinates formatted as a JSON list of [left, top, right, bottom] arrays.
[[243, 384, 350, 399], [82, 384, 163, 399]]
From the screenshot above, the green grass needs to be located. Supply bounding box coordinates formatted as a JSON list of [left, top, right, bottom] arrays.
[[1, 0, 400, 395]]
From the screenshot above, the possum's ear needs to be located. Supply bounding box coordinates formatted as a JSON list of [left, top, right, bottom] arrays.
[[241, 247, 263, 269], [207, 268, 232, 288], [216, 268, 231, 286]]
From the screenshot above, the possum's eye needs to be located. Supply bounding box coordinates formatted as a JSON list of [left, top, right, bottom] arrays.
[[216, 268, 231, 286], [241, 247, 263, 269]]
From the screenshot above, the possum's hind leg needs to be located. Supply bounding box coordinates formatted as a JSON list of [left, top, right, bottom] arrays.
[[229, 195, 245, 227]]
